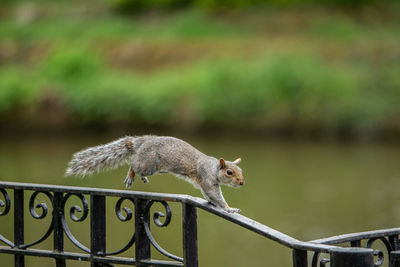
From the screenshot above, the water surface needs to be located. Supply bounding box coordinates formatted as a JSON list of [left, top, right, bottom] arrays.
[[0, 134, 399, 266]]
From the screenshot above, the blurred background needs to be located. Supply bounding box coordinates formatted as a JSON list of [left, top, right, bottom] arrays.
[[0, 0, 400, 266]]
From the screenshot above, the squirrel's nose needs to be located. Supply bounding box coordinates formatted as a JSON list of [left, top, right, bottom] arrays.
[[239, 180, 244, 186]]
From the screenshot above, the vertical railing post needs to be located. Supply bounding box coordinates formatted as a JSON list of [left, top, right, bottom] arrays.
[[53, 192, 66, 267], [182, 203, 198, 267], [389, 235, 400, 266], [292, 249, 307, 267], [390, 251, 400, 267], [351, 240, 362, 247], [330, 247, 374, 267], [90, 195, 106, 267], [14, 189, 24, 267], [135, 198, 151, 266], [390, 235, 400, 251]]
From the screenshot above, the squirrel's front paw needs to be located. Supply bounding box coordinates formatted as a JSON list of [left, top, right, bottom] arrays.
[[224, 207, 241, 213], [124, 176, 133, 188]]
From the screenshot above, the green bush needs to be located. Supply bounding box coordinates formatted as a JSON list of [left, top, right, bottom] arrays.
[[0, 68, 38, 114], [41, 46, 102, 83], [1, 39, 399, 137], [35, 50, 365, 129], [189, 55, 361, 129]]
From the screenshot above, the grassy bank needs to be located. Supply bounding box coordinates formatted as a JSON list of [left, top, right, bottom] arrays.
[[1, 1, 400, 139]]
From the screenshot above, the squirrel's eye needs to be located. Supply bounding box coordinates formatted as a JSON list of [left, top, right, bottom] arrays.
[[227, 170, 233, 175]]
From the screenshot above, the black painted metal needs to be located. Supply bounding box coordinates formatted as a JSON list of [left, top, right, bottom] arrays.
[[104, 197, 136, 256], [53, 192, 66, 267], [135, 198, 151, 266], [330, 247, 374, 267], [390, 251, 400, 267], [182, 203, 198, 267], [22, 191, 54, 249], [0, 188, 13, 247], [61, 193, 91, 253], [293, 249, 307, 267], [0, 181, 398, 267], [390, 235, 400, 251], [143, 200, 183, 262], [14, 189, 24, 267], [91, 195, 107, 266]]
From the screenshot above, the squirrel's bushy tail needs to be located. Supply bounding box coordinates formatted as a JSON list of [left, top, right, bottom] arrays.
[[65, 136, 135, 177]]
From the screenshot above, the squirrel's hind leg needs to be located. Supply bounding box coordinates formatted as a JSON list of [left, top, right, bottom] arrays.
[[124, 167, 135, 188], [140, 176, 149, 183]]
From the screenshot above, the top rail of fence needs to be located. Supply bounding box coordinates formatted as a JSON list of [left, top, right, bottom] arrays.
[[2, 181, 398, 255]]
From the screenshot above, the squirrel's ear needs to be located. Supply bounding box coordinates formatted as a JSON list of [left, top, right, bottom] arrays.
[[233, 158, 241, 165], [219, 158, 226, 169]]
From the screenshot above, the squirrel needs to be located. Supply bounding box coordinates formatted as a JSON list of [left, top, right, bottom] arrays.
[[65, 135, 245, 213]]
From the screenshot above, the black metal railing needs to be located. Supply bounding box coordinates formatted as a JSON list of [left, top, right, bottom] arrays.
[[0, 181, 400, 267]]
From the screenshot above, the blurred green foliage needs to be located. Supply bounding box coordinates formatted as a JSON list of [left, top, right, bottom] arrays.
[[1, 46, 399, 135], [111, 0, 382, 12], [0, 68, 37, 113], [0, 1, 399, 138]]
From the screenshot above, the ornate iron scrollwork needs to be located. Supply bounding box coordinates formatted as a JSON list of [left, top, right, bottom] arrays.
[[20, 191, 54, 249], [143, 200, 183, 262], [103, 197, 136, 256], [28, 191, 53, 219], [0, 188, 11, 216], [61, 193, 90, 253], [366, 237, 391, 267], [311, 251, 320, 267], [311, 252, 330, 267], [0, 188, 13, 247]]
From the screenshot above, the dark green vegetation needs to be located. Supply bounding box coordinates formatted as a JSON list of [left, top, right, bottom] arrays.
[[113, 0, 394, 11], [1, 1, 400, 139]]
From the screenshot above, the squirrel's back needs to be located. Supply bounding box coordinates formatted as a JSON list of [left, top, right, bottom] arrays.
[[65, 135, 205, 177], [133, 136, 204, 176]]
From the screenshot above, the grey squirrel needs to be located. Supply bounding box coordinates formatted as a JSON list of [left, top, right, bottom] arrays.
[[65, 135, 245, 213]]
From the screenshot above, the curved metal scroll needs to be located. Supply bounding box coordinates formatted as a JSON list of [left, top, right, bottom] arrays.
[[0, 188, 14, 247], [312, 251, 320, 267], [366, 237, 391, 267], [143, 200, 183, 262], [312, 252, 330, 267], [20, 191, 54, 249], [61, 193, 90, 253], [103, 197, 136, 256], [320, 259, 330, 266], [0, 188, 11, 216]]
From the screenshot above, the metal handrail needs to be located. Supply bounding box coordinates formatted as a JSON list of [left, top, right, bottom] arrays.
[[310, 228, 400, 245], [0, 181, 344, 252], [0, 181, 398, 267]]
